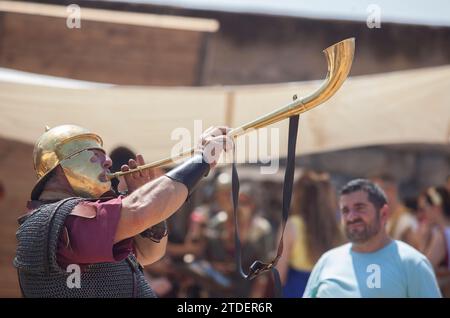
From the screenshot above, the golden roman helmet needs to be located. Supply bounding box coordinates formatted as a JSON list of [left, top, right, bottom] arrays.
[[31, 124, 111, 200]]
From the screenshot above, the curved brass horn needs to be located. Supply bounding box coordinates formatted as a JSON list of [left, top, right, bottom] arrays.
[[107, 37, 355, 180]]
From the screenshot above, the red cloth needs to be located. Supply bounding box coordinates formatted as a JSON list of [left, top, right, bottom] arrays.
[[56, 197, 135, 270]]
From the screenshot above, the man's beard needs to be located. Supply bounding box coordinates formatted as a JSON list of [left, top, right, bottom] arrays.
[[345, 218, 380, 243]]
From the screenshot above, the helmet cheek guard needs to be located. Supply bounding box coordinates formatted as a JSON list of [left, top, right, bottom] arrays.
[[60, 149, 111, 199]]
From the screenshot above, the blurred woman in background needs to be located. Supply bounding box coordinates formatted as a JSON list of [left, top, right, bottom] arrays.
[[277, 170, 344, 297], [417, 186, 450, 268], [417, 186, 450, 296]]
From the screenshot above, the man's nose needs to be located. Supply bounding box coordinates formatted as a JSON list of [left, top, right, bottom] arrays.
[[346, 210, 359, 222], [103, 155, 113, 169]]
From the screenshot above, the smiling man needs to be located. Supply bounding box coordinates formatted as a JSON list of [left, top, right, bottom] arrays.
[[303, 179, 441, 298], [14, 124, 229, 297]]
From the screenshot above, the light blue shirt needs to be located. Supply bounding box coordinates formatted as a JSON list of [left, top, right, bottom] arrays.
[[303, 240, 441, 298]]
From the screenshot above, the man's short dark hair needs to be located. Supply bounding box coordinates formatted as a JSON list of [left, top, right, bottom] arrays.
[[340, 179, 388, 210], [109, 146, 136, 194]]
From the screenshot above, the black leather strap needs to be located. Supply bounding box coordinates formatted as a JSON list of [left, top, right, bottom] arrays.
[[165, 154, 211, 195], [232, 115, 299, 298], [140, 220, 168, 243]]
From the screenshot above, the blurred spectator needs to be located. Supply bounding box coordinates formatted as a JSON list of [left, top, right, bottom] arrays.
[[417, 186, 450, 267], [277, 171, 344, 297], [168, 205, 208, 259], [157, 172, 236, 297], [417, 186, 450, 297], [204, 174, 273, 297], [163, 205, 210, 297], [371, 174, 419, 247], [210, 171, 234, 215]]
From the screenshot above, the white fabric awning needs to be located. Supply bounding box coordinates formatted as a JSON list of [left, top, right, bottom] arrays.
[[0, 65, 449, 165]]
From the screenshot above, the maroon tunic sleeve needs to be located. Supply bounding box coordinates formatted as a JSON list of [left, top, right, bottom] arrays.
[[56, 196, 135, 269]]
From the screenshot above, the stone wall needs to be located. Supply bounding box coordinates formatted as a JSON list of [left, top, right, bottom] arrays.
[[46, 0, 450, 85]]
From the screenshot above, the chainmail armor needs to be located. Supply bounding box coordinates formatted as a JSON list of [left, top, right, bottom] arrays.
[[14, 197, 155, 298]]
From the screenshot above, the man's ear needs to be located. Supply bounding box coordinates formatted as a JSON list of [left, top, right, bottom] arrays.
[[380, 204, 389, 224]]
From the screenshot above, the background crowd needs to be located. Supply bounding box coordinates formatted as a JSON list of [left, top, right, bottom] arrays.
[[111, 146, 450, 298]]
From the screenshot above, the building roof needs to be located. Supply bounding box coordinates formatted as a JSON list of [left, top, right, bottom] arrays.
[[110, 0, 450, 27]]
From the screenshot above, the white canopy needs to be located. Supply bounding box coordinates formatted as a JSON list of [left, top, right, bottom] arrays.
[[0, 65, 449, 166]]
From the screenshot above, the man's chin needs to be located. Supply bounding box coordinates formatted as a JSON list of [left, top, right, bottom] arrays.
[[346, 230, 369, 243]]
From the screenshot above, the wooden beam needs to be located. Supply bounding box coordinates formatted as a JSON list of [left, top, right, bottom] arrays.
[[0, 1, 219, 32]]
